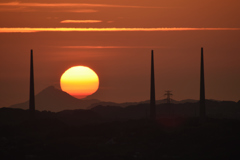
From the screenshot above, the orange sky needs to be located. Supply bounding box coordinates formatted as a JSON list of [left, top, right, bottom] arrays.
[[0, 0, 240, 107]]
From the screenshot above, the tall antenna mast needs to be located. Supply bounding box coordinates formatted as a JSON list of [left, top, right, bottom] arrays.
[[200, 47, 206, 123], [29, 49, 35, 118], [150, 50, 156, 120]]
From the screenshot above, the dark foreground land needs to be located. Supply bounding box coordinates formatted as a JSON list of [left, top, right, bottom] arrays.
[[1, 114, 240, 160]]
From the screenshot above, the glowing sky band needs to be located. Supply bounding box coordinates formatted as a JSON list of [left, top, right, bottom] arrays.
[[0, 27, 240, 33], [60, 20, 102, 23]]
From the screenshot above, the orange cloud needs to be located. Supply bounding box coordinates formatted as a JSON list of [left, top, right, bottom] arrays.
[[60, 20, 102, 23], [0, 7, 36, 12], [0, 2, 162, 8], [62, 9, 97, 13], [0, 27, 240, 33], [0, 6, 98, 12], [61, 46, 164, 49]]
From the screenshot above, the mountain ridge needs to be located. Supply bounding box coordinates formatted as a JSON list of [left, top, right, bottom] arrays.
[[9, 86, 100, 112], [7, 86, 237, 112]]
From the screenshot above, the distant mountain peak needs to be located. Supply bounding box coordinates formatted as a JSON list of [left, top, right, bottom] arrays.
[[9, 86, 102, 112], [43, 85, 55, 90], [37, 86, 77, 100], [40, 86, 62, 93]]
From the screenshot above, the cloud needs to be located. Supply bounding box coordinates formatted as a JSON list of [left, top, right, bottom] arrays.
[[61, 46, 164, 49], [0, 2, 162, 9], [60, 20, 102, 24], [0, 7, 36, 12], [0, 3, 99, 12], [0, 7, 97, 13], [0, 27, 240, 33], [61, 9, 97, 13], [0, 2, 159, 13]]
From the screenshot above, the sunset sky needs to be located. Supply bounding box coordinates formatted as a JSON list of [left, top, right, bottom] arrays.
[[0, 0, 240, 107]]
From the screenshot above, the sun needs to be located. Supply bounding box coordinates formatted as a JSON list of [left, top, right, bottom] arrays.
[[60, 66, 99, 99]]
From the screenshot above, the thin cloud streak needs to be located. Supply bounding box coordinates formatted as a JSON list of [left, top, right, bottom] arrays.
[[0, 7, 36, 12], [0, 2, 163, 9], [0, 7, 98, 13], [61, 20, 102, 24], [0, 28, 240, 33], [61, 46, 164, 49], [62, 9, 98, 13]]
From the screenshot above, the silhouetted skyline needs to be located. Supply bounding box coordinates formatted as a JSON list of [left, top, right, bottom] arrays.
[[1, 1, 240, 159]]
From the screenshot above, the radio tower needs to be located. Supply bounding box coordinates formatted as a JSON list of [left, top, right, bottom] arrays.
[[200, 47, 206, 123], [29, 49, 35, 118], [164, 90, 173, 104], [150, 50, 156, 120]]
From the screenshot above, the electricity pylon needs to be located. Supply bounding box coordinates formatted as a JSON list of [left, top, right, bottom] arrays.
[[164, 90, 173, 104]]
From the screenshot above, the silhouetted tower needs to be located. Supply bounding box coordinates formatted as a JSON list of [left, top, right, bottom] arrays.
[[150, 50, 156, 120], [29, 49, 35, 118], [200, 47, 206, 123], [164, 90, 173, 104]]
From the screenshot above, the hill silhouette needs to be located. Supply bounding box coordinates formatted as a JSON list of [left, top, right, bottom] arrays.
[[7, 86, 240, 118], [3, 99, 240, 126], [90, 100, 240, 121], [1, 100, 240, 159], [1, 107, 240, 159], [8, 86, 200, 112], [9, 86, 101, 112]]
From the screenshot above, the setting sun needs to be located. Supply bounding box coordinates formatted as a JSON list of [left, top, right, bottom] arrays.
[[60, 66, 99, 99]]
